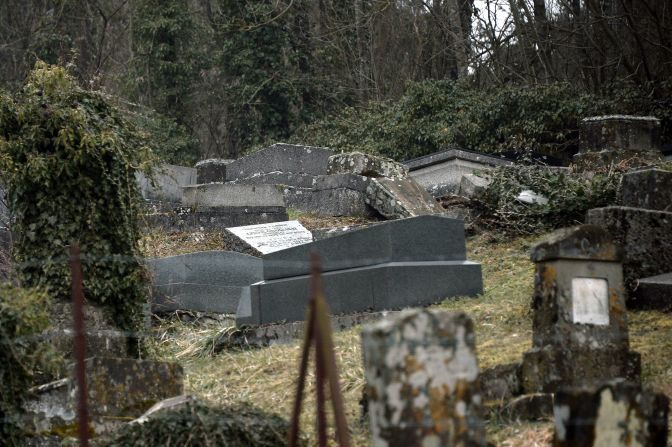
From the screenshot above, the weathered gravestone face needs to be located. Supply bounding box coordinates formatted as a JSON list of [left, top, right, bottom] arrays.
[[195, 158, 234, 184], [521, 225, 641, 393], [224, 220, 313, 256], [361, 309, 486, 447], [553, 381, 669, 447]]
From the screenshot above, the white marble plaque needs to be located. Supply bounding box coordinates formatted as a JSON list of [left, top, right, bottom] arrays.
[[571, 277, 609, 326], [227, 220, 313, 254]]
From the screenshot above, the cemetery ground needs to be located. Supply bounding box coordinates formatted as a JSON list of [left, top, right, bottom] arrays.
[[140, 217, 672, 446]]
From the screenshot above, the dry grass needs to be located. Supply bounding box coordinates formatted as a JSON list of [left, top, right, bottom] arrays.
[[144, 229, 672, 445]]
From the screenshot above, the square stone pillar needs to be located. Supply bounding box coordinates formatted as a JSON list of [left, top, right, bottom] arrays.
[[521, 225, 640, 393]]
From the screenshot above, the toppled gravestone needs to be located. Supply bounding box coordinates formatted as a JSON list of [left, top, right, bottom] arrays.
[[148, 251, 263, 314], [553, 381, 669, 447], [25, 357, 184, 435], [327, 152, 408, 178], [223, 220, 313, 257], [195, 159, 234, 183], [573, 115, 663, 169], [236, 215, 482, 326], [587, 167, 672, 303], [361, 310, 486, 447], [521, 225, 641, 394], [365, 176, 444, 219]]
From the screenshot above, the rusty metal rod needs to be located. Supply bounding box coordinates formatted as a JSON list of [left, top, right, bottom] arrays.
[[70, 244, 89, 447]]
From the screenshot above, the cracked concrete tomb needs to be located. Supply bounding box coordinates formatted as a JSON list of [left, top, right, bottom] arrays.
[[553, 381, 668, 447], [521, 225, 641, 394], [236, 215, 483, 326], [361, 309, 486, 447]]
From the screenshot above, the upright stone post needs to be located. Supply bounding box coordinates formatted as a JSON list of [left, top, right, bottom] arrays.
[[362, 309, 485, 447], [521, 225, 640, 393], [553, 381, 669, 446]]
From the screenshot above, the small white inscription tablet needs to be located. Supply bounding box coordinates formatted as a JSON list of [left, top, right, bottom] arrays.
[[571, 278, 609, 326]]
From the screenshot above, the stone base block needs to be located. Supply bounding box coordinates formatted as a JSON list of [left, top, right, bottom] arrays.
[[554, 381, 668, 447], [621, 168, 672, 211], [144, 206, 289, 232], [632, 272, 672, 310], [479, 363, 522, 401], [587, 206, 672, 294], [236, 260, 482, 326], [284, 187, 376, 217], [521, 347, 640, 393], [572, 149, 662, 170]]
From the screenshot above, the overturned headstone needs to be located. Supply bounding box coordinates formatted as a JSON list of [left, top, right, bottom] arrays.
[[362, 310, 486, 446], [327, 152, 407, 178], [587, 168, 672, 300], [195, 159, 233, 184], [405, 148, 513, 197], [236, 215, 482, 326], [574, 115, 663, 169], [553, 382, 668, 447], [148, 251, 263, 314], [365, 177, 444, 219], [224, 220, 313, 257], [225, 143, 334, 181], [521, 225, 640, 393]]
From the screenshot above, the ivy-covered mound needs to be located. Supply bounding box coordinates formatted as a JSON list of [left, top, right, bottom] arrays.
[[0, 62, 151, 329], [104, 402, 296, 447], [0, 284, 59, 444]]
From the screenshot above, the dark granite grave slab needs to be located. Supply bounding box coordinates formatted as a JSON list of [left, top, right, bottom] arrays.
[[263, 215, 466, 280], [237, 260, 482, 326], [148, 251, 262, 314]]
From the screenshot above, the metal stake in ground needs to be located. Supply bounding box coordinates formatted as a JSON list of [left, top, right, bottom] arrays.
[[288, 253, 351, 447], [70, 244, 89, 447]]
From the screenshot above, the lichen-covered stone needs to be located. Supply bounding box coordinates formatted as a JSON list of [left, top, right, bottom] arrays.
[[621, 168, 672, 212], [521, 225, 640, 393], [587, 206, 672, 294], [573, 115, 663, 170], [362, 309, 486, 447], [327, 152, 408, 178], [553, 382, 669, 446], [365, 177, 444, 219]]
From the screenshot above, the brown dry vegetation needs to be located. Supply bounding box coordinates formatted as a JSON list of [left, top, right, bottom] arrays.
[[142, 226, 672, 446]]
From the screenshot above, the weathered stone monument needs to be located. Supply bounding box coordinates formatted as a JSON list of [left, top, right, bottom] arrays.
[[195, 158, 233, 183], [236, 215, 482, 326], [521, 225, 640, 393], [405, 147, 514, 197], [224, 220, 313, 256], [365, 176, 445, 218], [361, 310, 486, 446], [148, 251, 263, 314], [573, 115, 663, 169], [587, 168, 672, 306], [553, 381, 669, 446], [327, 152, 408, 178]]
